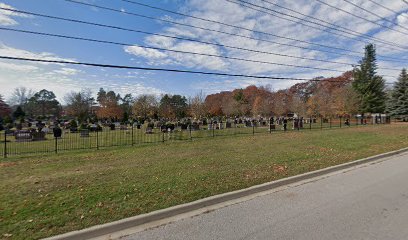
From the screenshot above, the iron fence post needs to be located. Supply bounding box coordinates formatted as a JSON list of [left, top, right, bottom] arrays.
[[253, 122, 255, 135], [212, 121, 215, 137], [3, 132, 6, 158], [189, 124, 192, 140], [55, 136, 58, 154], [96, 129, 99, 150], [309, 117, 312, 130], [340, 116, 342, 128], [131, 125, 134, 146]]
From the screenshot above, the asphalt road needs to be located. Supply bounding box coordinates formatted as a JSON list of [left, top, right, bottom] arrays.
[[123, 152, 408, 240]]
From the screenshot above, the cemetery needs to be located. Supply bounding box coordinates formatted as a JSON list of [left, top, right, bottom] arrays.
[[0, 114, 392, 157]]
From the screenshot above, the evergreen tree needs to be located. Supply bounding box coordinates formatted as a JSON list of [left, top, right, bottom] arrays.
[[13, 106, 26, 119], [26, 89, 60, 117], [388, 69, 408, 116], [352, 44, 386, 114]]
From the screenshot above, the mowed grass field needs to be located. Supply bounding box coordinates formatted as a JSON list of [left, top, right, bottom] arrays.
[[1, 124, 407, 239]]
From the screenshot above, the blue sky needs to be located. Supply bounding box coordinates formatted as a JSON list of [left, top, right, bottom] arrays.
[[0, 0, 407, 103]]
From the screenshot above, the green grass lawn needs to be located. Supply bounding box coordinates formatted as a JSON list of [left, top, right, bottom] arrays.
[[1, 124, 407, 239]]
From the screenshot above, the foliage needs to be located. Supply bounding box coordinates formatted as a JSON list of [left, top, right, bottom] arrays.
[[0, 94, 12, 118], [12, 106, 25, 119], [96, 88, 123, 120], [204, 72, 354, 117], [26, 89, 61, 117], [120, 93, 134, 118], [188, 91, 207, 119], [387, 69, 408, 117], [64, 90, 95, 122], [352, 44, 386, 114], [69, 119, 78, 128], [159, 94, 188, 119], [132, 95, 158, 120]]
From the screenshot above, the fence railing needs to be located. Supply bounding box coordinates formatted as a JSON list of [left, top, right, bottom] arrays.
[[0, 116, 391, 158]]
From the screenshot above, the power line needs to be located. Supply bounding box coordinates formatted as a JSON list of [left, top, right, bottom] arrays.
[[1, 27, 403, 73], [257, 0, 408, 48], [0, 55, 396, 83], [0, 55, 334, 81], [64, 0, 406, 67], [341, 0, 408, 32], [119, 0, 407, 62], [228, 0, 408, 51], [315, 0, 408, 38], [0, 27, 353, 73], [0, 8, 373, 74], [366, 0, 408, 19], [63, 0, 361, 67]]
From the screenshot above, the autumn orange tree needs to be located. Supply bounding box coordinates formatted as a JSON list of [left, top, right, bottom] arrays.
[[96, 88, 123, 120], [203, 72, 358, 118], [0, 95, 11, 118]]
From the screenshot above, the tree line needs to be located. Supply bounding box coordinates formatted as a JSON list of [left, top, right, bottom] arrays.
[[0, 44, 407, 123]]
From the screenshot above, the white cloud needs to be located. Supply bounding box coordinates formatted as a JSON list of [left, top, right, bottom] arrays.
[[0, 61, 38, 72], [0, 44, 76, 63], [124, 46, 167, 59], [397, 13, 408, 25], [0, 44, 165, 103], [0, 2, 30, 26], [53, 68, 81, 76], [121, 0, 408, 92]]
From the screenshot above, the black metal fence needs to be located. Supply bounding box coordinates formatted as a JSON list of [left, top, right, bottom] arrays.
[[0, 116, 391, 158]]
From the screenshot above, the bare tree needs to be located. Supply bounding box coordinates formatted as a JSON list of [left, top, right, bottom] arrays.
[[8, 87, 34, 107], [189, 91, 207, 119]]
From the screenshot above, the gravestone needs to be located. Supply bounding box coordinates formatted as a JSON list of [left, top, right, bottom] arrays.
[[245, 121, 252, 127], [161, 125, 167, 133], [293, 119, 299, 129], [145, 127, 153, 134], [53, 127, 62, 138], [192, 123, 200, 131], [208, 123, 214, 130], [32, 131, 46, 141], [89, 124, 98, 132], [15, 130, 32, 142], [41, 127, 51, 134]]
